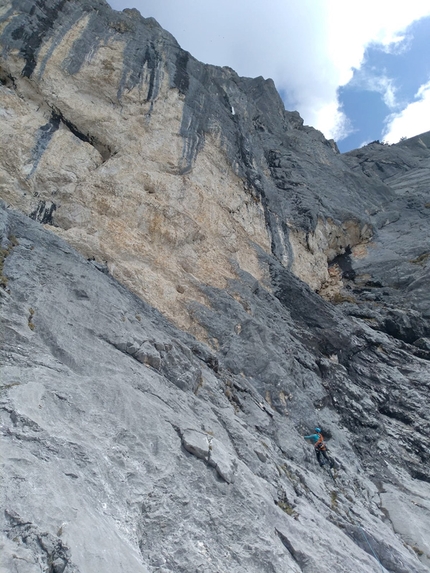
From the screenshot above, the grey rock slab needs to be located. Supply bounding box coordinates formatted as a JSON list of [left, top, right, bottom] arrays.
[[180, 428, 210, 461], [207, 436, 237, 484], [135, 340, 162, 370], [1, 0, 430, 569], [0, 205, 303, 572], [2, 204, 427, 572], [380, 481, 430, 570]]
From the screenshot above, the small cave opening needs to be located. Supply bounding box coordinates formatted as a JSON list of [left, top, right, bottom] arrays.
[[329, 246, 356, 281]]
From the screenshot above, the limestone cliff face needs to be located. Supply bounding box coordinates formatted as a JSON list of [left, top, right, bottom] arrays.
[[1, 2, 430, 573], [0, 0, 390, 335]]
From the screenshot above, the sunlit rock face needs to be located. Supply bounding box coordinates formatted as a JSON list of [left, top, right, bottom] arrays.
[[0, 0, 392, 333], [1, 2, 430, 573]]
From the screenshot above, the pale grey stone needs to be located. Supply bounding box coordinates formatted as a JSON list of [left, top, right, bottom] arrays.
[[0, 1, 430, 571], [135, 341, 162, 370], [181, 429, 210, 461], [208, 437, 237, 483]]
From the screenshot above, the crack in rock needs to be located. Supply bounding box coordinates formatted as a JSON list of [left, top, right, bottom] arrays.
[[5, 509, 78, 573], [179, 428, 237, 483]]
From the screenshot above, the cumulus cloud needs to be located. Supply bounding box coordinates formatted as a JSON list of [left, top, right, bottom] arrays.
[[108, 0, 430, 140], [348, 71, 399, 109], [312, 102, 352, 141], [383, 80, 430, 143]]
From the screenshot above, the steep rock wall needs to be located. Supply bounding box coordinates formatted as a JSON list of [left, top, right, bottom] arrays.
[[1, 2, 430, 572], [341, 137, 430, 343], [0, 0, 394, 335], [2, 202, 430, 573]]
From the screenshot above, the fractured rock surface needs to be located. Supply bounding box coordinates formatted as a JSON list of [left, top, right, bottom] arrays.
[[1, 0, 429, 348], [1, 1, 430, 572], [2, 203, 430, 573]]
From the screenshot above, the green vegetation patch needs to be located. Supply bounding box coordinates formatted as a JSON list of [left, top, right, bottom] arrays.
[[277, 500, 298, 516], [409, 252, 430, 266], [330, 490, 339, 510], [28, 307, 35, 331], [0, 234, 19, 288]]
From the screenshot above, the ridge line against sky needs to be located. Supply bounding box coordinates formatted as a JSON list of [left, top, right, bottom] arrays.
[[107, 0, 430, 152]]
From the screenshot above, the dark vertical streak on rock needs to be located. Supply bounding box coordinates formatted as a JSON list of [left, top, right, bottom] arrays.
[[178, 63, 211, 173], [28, 111, 61, 177], [173, 50, 189, 95], [144, 45, 159, 102], [7, 0, 68, 77], [117, 38, 162, 102], [30, 200, 57, 225], [61, 10, 107, 75], [36, 6, 86, 79], [29, 108, 111, 177]]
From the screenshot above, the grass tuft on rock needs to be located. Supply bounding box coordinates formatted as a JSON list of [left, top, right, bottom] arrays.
[[0, 235, 19, 288]]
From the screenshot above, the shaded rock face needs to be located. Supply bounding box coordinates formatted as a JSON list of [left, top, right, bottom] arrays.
[[0, 2, 430, 573], [340, 137, 430, 345]]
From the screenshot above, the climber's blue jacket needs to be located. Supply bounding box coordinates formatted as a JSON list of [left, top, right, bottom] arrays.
[[304, 433, 321, 444]]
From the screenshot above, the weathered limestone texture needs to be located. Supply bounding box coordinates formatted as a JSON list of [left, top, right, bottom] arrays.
[[0, 0, 274, 335], [0, 0, 404, 334], [2, 203, 430, 573], [1, 1, 430, 572]]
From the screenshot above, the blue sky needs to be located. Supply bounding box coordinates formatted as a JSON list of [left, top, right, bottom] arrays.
[[108, 1, 430, 152], [337, 16, 430, 151]]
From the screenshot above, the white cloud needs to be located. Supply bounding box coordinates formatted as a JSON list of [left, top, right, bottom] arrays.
[[108, 0, 430, 140], [378, 78, 397, 109], [349, 72, 399, 110], [313, 102, 352, 141], [383, 80, 430, 143]]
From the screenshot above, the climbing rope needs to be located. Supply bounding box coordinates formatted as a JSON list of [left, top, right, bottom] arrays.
[[326, 470, 385, 572], [358, 525, 385, 573]]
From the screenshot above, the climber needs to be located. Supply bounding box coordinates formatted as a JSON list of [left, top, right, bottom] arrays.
[[304, 428, 334, 468]]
